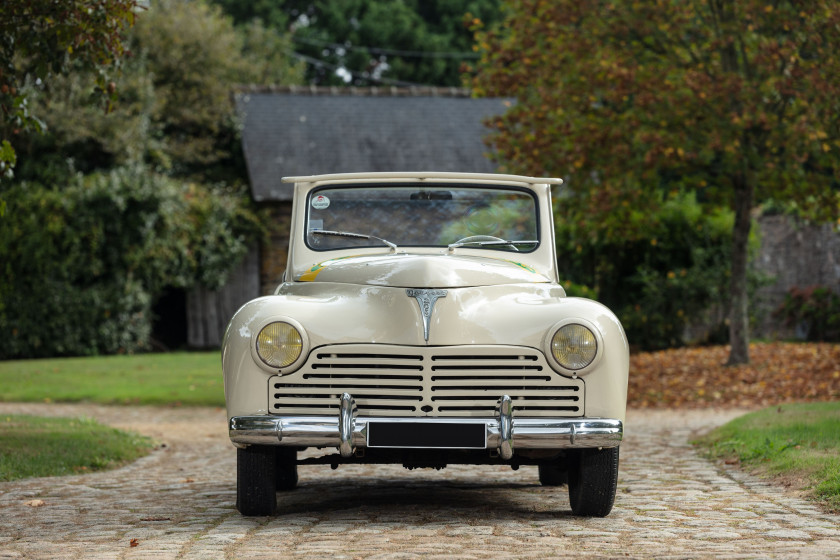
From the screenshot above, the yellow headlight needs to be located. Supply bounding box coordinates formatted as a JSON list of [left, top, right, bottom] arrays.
[[551, 324, 597, 370], [256, 322, 303, 368]]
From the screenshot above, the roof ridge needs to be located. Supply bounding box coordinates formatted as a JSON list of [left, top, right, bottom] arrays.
[[235, 84, 473, 98]]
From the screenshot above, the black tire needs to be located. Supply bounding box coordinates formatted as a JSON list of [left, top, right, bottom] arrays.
[[567, 446, 619, 517], [236, 446, 277, 516], [275, 447, 298, 491], [538, 463, 568, 486]]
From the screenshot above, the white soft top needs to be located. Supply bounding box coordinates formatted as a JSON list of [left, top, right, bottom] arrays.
[[282, 171, 563, 185]]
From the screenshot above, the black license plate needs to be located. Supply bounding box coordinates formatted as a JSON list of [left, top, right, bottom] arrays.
[[367, 422, 486, 449]]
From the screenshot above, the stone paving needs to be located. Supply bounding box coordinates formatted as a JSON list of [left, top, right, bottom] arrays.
[[1, 403, 839, 559]]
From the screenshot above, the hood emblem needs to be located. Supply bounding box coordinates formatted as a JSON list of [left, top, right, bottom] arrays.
[[406, 289, 447, 341]]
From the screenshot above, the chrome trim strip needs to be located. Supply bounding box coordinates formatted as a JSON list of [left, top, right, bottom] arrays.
[[230, 415, 622, 450]]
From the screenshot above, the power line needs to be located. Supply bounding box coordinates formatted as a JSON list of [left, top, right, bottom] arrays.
[[291, 35, 480, 60], [286, 50, 431, 88]]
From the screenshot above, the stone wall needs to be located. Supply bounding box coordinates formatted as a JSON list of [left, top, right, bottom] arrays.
[[753, 215, 840, 338], [259, 201, 294, 295]]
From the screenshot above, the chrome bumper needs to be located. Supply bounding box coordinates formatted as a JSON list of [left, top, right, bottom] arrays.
[[229, 394, 622, 459]]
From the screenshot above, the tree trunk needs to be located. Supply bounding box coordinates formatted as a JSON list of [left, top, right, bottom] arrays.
[[727, 174, 753, 365]]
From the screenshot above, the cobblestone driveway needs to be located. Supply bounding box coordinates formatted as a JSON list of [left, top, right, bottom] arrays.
[[1, 403, 838, 559]]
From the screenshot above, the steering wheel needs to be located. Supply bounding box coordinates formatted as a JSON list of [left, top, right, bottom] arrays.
[[453, 235, 519, 252]]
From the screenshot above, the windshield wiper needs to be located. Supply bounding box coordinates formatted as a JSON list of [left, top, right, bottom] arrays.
[[311, 229, 398, 252], [447, 239, 538, 250]]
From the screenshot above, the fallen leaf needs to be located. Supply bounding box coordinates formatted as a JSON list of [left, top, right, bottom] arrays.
[[628, 343, 840, 409], [24, 499, 45, 507], [129, 538, 139, 548]]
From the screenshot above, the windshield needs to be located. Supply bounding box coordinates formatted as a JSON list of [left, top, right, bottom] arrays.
[[305, 184, 539, 252]]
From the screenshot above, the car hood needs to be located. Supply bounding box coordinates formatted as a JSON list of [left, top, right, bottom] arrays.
[[294, 253, 551, 288]]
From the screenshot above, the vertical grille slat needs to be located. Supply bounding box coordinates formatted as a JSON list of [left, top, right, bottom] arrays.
[[269, 345, 584, 417]]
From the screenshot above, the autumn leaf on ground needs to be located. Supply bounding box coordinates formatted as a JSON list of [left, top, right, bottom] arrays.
[[129, 538, 139, 547], [629, 342, 840, 409], [24, 499, 45, 507]]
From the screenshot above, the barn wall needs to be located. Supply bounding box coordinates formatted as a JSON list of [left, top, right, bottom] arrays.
[[260, 201, 294, 295], [186, 245, 261, 348]]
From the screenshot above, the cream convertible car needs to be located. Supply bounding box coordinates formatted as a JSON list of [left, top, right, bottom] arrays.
[[223, 172, 629, 517]]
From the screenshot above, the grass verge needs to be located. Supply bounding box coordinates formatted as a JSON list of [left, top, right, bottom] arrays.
[[695, 401, 840, 512], [0, 352, 223, 406], [0, 415, 153, 482]]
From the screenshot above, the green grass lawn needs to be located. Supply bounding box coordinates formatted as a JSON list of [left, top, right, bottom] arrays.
[[0, 352, 220, 482], [0, 415, 153, 482], [696, 401, 840, 513], [0, 351, 224, 406]]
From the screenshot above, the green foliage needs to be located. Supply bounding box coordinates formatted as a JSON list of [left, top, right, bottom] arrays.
[[697, 402, 840, 512], [211, 0, 501, 87], [561, 281, 598, 300], [0, 0, 139, 180], [0, 139, 15, 189], [775, 286, 840, 342], [557, 192, 736, 350], [13, 57, 156, 182], [472, 1, 840, 222], [0, 415, 152, 482], [0, 352, 223, 406], [130, 0, 253, 175], [0, 166, 262, 358], [14, 0, 304, 183]]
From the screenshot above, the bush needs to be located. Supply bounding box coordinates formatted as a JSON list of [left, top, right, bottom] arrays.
[[0, 166, 261, 358], [556, 192, 741, 350], [775, 286, 840, 342]]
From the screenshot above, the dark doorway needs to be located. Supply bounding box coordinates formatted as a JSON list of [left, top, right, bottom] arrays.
[[151, 288, 187, 351]]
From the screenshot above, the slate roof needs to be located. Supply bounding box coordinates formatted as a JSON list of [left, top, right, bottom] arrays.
[[235, 86, 511, 202]]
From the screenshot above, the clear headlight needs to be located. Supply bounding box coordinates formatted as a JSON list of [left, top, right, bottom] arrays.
[[551, 323, 598, 370], [256, 322, 303, 368]]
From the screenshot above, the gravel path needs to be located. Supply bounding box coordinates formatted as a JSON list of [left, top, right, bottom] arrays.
[[1, 403, 839, 559]]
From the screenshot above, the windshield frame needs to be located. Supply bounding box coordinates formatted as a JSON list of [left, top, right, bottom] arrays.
[[303, 182, 542, 254]]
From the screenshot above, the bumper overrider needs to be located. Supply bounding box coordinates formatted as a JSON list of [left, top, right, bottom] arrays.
[[229, 394, 622, 460]]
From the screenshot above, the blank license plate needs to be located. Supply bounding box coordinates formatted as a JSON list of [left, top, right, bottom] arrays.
[[367, 422, 486, 449]]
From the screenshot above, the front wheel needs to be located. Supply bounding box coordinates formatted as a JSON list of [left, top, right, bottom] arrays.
[[567, 446, 619, 517], [237, 446, 277, 516]]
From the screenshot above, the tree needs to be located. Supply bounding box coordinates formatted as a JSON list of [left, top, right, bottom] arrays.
[[0, 0, 139, 190], [129, 0, 304, 180], [211, 0, 501, 87], [14, 0, 304, 184], [471, 0, 840, 364]]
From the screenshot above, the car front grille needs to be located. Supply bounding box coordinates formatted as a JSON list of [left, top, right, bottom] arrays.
[[269, 344, 584, 417]]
